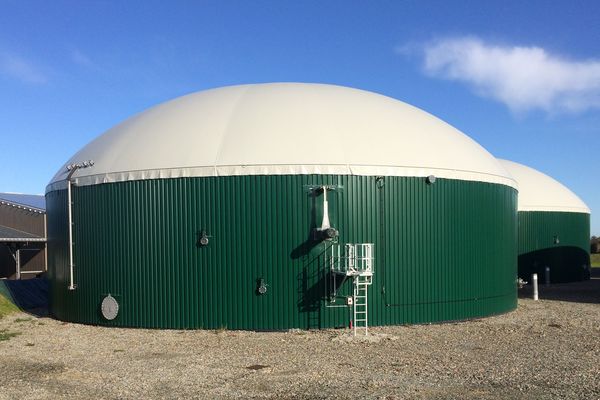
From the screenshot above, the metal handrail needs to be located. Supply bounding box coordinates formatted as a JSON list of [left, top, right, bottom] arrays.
[[330, 243, 374, 276]]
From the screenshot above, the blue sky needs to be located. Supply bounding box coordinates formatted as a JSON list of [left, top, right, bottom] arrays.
[[1, 1, 599, 233]]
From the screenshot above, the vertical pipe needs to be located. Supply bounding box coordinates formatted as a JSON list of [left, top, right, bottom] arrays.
[[532, 273, 538, 301], [63, 160, 93, 291], [67, 179, 76, 290], [545, 266, 550, 286]]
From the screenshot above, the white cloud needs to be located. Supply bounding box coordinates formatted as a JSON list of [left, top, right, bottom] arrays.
[[419, 37, 600, 114], [0, 53, 47, 84]]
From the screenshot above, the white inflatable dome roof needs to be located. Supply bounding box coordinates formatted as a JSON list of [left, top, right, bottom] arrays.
[[48, 83, 516, 191], [499, 159, 589, 213]]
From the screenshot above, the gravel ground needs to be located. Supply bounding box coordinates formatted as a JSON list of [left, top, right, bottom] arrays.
[[0, 276, 599, 400]]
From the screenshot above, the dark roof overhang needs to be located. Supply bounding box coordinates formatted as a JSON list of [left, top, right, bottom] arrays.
[[0, 225, 46, 243]]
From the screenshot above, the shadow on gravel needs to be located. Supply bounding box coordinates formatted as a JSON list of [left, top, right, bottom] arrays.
[[518, 269, 600, 304], [0, 278, 48, 317]]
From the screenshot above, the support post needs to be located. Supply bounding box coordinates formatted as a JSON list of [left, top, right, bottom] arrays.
[[15, 248, 20, 280], [532, 273, 538, 301], [544, 266, 550, 286]]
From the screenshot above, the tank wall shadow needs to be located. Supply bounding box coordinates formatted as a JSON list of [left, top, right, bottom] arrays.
[[518, 246, 590, 283]]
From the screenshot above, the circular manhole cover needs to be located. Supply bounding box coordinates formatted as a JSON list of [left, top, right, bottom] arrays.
[[101, 295, 119, 320]]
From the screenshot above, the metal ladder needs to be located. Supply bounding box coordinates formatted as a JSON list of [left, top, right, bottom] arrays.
[[353, 274, 372, 336]]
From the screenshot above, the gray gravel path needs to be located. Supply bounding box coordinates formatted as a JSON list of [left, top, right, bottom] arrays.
[[0, 277, 599, 400]]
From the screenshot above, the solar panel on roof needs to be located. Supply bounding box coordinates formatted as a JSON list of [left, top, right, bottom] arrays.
[[0, 193, 46, 211]]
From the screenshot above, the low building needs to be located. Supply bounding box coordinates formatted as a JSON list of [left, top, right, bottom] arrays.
[[0, 193, 47, 279]]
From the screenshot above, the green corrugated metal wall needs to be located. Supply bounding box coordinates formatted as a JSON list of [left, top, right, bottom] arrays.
[[518, 211, 590, 283], [46, 175, 517, 330]]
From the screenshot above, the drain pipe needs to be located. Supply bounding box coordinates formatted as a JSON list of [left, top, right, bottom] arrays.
[[65, 160, 94, 291]]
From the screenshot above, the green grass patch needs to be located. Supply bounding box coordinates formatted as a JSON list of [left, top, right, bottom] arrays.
[[0, 328, 21, 341], [0, 294, 19, 319], [591, 253, 600, 268]]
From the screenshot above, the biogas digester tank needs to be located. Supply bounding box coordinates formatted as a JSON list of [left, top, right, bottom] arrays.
[[46, 83, 518, 329], [499, 159, 591, 283]]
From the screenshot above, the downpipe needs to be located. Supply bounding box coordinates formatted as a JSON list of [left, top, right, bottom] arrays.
[[65, 160, 94, 291]]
